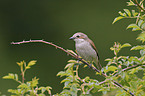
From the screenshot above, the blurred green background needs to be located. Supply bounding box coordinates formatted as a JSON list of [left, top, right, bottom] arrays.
[[0, 0, 141, 95]]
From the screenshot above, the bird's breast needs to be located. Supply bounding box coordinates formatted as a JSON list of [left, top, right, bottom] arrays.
[[75, 41, 97, 61]]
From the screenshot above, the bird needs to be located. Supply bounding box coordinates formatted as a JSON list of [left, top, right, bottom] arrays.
[[69, 32, 102, 70]]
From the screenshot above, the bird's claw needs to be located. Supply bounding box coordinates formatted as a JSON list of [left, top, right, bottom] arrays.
[[89, 64, 92, 68]]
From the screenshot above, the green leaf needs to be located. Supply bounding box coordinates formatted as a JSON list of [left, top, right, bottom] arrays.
[[138, 20, 144, 27], [104, 66, 117, 72], [120, 72, 126, 79], [84, 76, 90, 82], [121, 43, 131, 48], [127, 24, 141, 31], [64, 63, 74, 69], [14, 74, 18, 81], [105, 58, 112, 61], [3, 73, 15, 80], [110, 47, 114, 51], [129, 67, 139, 74], [112, 16, 124, 24], [27, 60, 37, 67], [61, 78, 71, 83], [131, 45, 145, 50], [27, 77, 39, 87], [46, 86, 52, 90], [141, 14, 145, 19], [137, 32, 145, 43], [8, 89, 19, 94], [57, 71, 66, 77], [141, 23, 145, 29], [132, 10, 138, 17], [124, 9, 131, 17], [132, 27, 140, 31], [140, 49, 145, 56], [25, 66, 31, 69], [68, 60, 78, 63], [127, 0, 135, 6], [39, 87, 46, 93], [17, 83, 29, 89], [60, 89, 71, 95], [31, 77, 39, 87], [16, 61, 24, 66], [118, 11, 126, 16]]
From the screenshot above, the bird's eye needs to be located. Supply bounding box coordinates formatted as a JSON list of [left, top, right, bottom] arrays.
[[76, 35, 80, 38]]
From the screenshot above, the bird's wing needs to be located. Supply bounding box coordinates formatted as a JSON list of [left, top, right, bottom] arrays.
[[87, 39, 102, 70], [87, 39, 100, 60]]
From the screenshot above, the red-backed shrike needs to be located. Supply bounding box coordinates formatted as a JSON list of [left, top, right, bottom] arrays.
[[69, 32, 102, 70]]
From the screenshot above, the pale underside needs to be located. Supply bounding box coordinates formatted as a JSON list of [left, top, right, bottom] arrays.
[[75, 39, 98, 64]]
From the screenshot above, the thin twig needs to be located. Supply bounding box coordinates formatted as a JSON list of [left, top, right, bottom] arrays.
[[98, 80, 107, 85], [11, 40, 134, 96], [134, 0, 145, 12], [114, 63, 145, 77]]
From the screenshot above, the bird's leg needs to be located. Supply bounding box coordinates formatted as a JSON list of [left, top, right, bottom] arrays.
[[90, 61, 97, 69], [77, 56, 82, 63], [88, 61, 93, 68]]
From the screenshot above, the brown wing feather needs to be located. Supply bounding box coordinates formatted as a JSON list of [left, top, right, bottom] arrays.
[[87, 38, 102, 70], [87, 39, 100, 60]]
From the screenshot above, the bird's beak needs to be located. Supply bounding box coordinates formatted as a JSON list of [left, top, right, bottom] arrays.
[[69, 37, 75, 40]]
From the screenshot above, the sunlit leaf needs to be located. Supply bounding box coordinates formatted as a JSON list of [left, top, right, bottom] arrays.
[[137, 32, 145, 43], [3, 73, 15, 80], [118, 11, 126, 16], [112, 16, 124, 24], [39, 87, 46, 93], [65, 63, 74, 69], [127, 24, 141, 31], [140, 49, 145, 56], [8, 89, 19, 94], [14, 74, 18, 81], [124, 9, 131, 17], [141, 23, 145, 29], [61, 78, 71, 83], [120, 72, 126, 79], [129, 67, 139, 74], [27, 60, 37, 67], [46, 86, 52, 90], [121, 43, 131, 48], [25, 66, 31, 69], [104, 66, 118, 72], [132, 10, 138, 17], [141, 14, 145, 19], [68, 60, 78, 63], [17, 83, 29, 89], [57, 71, 66, 77], [110, 47, 114, 51], [29, 77, 39, 87], [127, 0, 135, 6], [138, 20, 144, 27], [67, 49, 77, 56], [131, 45, 145, 50], [16, 61, 24, 66], [105, 58, 112, 61]]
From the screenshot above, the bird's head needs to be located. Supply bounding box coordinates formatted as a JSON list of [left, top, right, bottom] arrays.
[[69, 32, 89, 43]]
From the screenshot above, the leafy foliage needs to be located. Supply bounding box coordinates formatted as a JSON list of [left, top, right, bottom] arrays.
[[3, 60, 52, 96], [113, 0, 145, 43], [2, 0, 145, 96]]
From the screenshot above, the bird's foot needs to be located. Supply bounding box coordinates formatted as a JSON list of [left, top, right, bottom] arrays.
[[89, 64, 92, 68]]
